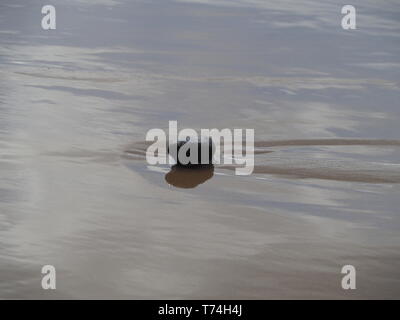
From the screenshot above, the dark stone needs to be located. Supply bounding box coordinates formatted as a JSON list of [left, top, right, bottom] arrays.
[[168, 136, 215, 166]]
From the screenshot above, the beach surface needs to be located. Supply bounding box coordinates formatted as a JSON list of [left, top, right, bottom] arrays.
[[1, 0, 400, 298]]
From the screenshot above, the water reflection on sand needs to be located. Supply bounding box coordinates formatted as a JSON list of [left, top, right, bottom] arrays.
[[165, 165, 214, 188], [1, 0, 400, 298]]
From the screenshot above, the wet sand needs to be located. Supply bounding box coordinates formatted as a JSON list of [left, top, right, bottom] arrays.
[[126, 139, 400, 183], [1, 0, 400, 299]]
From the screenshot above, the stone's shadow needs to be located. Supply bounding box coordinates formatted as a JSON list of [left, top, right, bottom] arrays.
[[165, 164, 214, 189]]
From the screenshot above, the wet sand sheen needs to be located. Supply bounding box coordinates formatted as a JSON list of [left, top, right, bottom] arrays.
[[254, 139, 400, 147], [124, 139, 400, 184], [2, 0, 400, 299], [219, 165, 400, 183]]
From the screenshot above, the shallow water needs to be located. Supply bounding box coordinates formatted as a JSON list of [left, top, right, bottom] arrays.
[[1, 0, 400, 298]]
